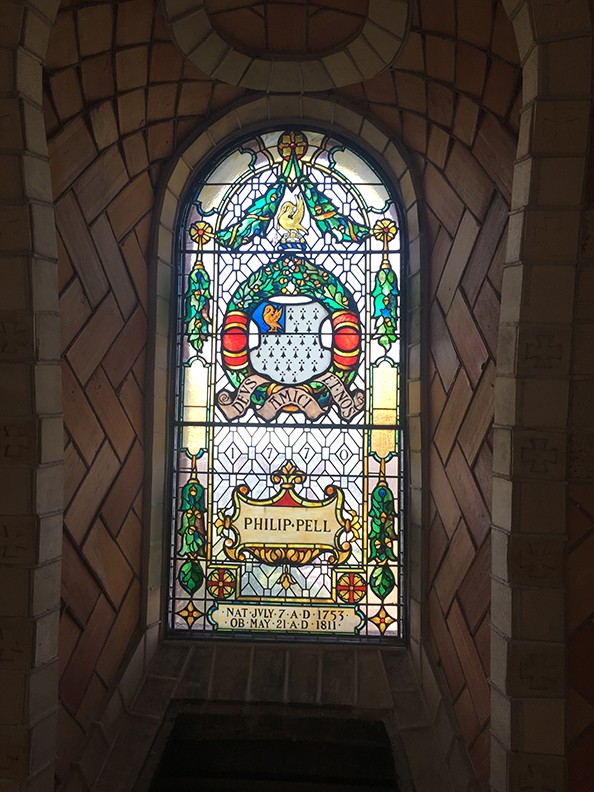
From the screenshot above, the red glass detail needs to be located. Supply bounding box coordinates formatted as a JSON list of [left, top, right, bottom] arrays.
[[207, 568, 236, 600], [223, 329, 247, 353], [336, 572, 366, 604], [222, 311, 248, 369], [332, 310, 360, 371]]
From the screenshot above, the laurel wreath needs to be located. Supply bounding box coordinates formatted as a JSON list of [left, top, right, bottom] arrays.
[[224, 256, 359, 399]]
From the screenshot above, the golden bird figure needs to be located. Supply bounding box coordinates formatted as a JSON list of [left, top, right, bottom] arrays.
[[262, 304, 283, 332], [277, 196, 307, 235]]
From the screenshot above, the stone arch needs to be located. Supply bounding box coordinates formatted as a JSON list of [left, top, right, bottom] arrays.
[[147, 93, 423, 650], [98, 91, 469, 792], [0, 0, 64, 789], [1, 0, 593, 788], [161, 0, 411, 92], [491, 0, 593, 789], [39, 0, 521, 777]]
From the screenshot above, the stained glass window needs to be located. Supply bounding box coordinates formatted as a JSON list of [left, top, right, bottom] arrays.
[[170, 129, 404, 640]]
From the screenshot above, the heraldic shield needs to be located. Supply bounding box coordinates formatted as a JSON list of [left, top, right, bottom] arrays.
[[217, 255, 365, 423], [250, 297, 332, 385]]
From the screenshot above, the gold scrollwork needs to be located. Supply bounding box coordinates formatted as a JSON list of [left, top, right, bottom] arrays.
[[215, 461, 357, 567]]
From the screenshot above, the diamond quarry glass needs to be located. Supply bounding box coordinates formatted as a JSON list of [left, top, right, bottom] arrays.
[[170, 129, 404, 640]]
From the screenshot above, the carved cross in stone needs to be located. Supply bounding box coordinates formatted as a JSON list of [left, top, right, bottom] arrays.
[[520, 438, 558, 474], [0, 628, 26, 665], [520, 542, 559, 579], [0, 422, 31, 460], [0, 318, 27, 358], [525, 334, 562, 369], [0, 521, 28, 560]]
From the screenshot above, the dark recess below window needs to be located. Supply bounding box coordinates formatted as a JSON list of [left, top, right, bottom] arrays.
[[149, 713, 400, 791]]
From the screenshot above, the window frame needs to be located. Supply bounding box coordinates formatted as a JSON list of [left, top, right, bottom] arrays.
[[146, 101, 423, 654]]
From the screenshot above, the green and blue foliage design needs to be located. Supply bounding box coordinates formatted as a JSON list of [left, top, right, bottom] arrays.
[[369, 476, 397, 600], [178, 468, 206, 596], [214, 141, 371, 249], [184, 261, 211, 354], [372, 263, 399, 351]]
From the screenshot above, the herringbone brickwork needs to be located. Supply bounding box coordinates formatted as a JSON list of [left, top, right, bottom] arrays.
[[46, 1, 251, 781], [335, 4, 520, 784], [46, 0, 520, 787]]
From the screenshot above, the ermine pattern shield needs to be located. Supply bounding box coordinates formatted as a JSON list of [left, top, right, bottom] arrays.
[[250, 299, 331, 385]]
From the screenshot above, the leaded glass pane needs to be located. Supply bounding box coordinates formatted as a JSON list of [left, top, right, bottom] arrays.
[[170, 129, 404, 641]]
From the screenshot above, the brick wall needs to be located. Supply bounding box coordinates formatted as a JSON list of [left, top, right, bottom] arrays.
[[333, 4, 520, 786], [0, 1, 63, 788], [45, 1, 254, 781], [46, 0, 520, 787]]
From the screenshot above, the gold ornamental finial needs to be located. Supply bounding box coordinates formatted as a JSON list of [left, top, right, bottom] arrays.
[[270, 460, 306, 489], [372, 218, 398, 267]]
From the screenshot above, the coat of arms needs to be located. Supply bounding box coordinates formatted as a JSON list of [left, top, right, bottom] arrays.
[[213, 139, 369, 423], [217, 259, 365, 421]]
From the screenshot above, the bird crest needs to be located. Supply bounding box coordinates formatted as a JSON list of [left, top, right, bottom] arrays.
[[277, 195, 307, 245], [262, 303, 284, 333]]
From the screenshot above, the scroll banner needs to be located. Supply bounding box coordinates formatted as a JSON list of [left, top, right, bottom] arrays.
[[217, 372, 364, 421], [317, 371, 364, 420], [256, 387, 325, 420], [217, 374, 268, 419]]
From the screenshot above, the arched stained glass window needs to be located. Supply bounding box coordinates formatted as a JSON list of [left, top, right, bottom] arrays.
[[170, 129, 404, 641]]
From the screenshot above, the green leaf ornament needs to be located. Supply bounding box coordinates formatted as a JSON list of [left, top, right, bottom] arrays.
[[369, 480, 397, 563], [184, 263, 212, 353], [178, 558, 204, 595], [370, 564, 395, 600], [372, 264, 399, 350]]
